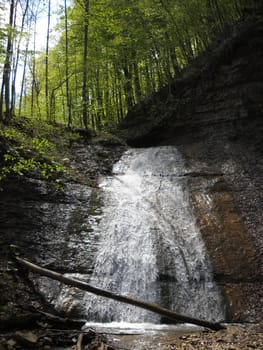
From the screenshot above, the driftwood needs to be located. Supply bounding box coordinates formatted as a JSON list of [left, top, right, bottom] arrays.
[[15, 256, 225, 331], [76, 333, 84, 350]]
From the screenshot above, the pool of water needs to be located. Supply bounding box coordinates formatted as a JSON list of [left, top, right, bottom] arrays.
[[83, 322, 205, 350]]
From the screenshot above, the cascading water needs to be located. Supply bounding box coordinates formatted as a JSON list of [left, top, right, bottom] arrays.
[[83, 146, 225, 323]]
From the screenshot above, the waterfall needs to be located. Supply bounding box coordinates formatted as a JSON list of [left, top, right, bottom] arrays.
[[84, 146, 225, 323]]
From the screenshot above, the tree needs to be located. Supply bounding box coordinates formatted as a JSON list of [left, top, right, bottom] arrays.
[[64, 0, 72, 127], [81, 0, 90, 129], [45, 0, 51, 121], [11, 0, 30, 117], [15, 0, 243, 130], [0, 0, 16, 122]]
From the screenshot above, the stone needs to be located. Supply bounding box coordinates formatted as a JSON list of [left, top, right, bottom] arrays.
[[14, 331, 38, 346], [6, 339, 16, 349]]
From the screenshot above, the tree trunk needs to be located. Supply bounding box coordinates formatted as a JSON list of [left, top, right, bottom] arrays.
[[45, 0, 51, 121], [18, 19, 30, 116], [30, 21, 36, 118], [0, 0, 16, 122], [122, 60, 134, 111], [82, 0, 89, 129], [15, 255, 225, 331], [12, 0, 29, 117], [133, 59, 142, 103], [64, 0, 72, 127], [95, 68, 104, 130]]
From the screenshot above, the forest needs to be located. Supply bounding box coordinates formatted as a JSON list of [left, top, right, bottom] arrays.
[[0, 0, 261, 184], [1, 0, 251, 130]]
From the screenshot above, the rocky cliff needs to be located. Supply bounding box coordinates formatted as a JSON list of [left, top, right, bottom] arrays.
[[0, 142, 125, 328], [120, 19, 263, 322], [1, 18, 262, 327]]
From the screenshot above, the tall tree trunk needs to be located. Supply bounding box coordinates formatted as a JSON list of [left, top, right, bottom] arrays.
[[118, 87, 124, 121], [11, 0, 29, 116], [104, 63, 111, 121], [122, 60, 134, 111], [64, 0, 72, 127], [133, 60, 142, 103], [144, 60, 155, 95], [73, 43, 81, 125], [0, 0, 15, 122], [114, 64, 125, 121], [82, 0, 89, 129], [45, 0, 51, 121], [30, 21, 37, 118], [18, 32, 30, 117], [10, 0, 18, 117], [95, 68, 104, 130]]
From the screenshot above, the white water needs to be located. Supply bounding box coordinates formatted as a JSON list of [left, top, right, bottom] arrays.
[[83, 147, 225, 323]]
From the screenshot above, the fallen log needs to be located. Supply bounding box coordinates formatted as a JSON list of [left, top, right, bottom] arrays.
[[15, 256, 225, 331], [76, 333, 84, 350]]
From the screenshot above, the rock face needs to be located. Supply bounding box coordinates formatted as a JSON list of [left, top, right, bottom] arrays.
[[0, 143, 125, 321], [0, 20, 262, 325], [120, 20, 263, 322]]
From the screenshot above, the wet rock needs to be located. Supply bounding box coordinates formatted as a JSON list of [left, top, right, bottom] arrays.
[[0, 142, 126, 324], [14, 331, 38, 347], [1, 19, 263, 329], [119, 19, 263, 323], [6, 339, 16, 349]]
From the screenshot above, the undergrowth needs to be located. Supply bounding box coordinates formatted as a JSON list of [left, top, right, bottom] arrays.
[[0, 117, 81, 191]]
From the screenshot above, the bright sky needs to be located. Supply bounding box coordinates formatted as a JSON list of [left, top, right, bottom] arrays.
[[34, 0, 66, 51], [1, 0, 72, 89], [1, 0, 70, 51]]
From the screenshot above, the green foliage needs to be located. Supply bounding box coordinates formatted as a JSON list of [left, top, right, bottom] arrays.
[[0, 119, 67, 190], [16, 0, 243, 132]]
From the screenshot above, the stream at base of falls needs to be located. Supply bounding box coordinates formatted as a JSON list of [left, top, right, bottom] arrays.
[[83, 322, 207, 350], [40, 146, 225, 339]]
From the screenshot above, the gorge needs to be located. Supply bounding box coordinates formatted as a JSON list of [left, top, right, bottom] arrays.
[[0, 17, 262, 336]]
